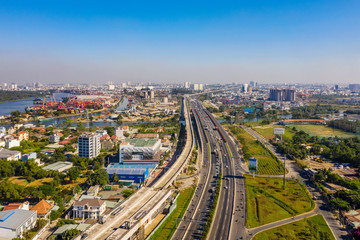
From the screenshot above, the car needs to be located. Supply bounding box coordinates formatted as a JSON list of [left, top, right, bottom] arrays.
[[224, 186, 228, 189]]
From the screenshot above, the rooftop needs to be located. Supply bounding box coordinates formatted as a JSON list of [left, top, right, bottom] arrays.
[[31, 199, 54, 215], [43, 161, 73, 172], [0, 209, 36, 230], [0, 148, 20, 158], [124, 138, 159, 147], [73, 198, 105, 207]]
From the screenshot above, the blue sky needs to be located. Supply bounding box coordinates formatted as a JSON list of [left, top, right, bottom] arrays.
[[0, 0, 359, 84]]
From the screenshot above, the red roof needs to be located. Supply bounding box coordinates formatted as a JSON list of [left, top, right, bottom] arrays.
[[31, 199, 54, 215], [3, 203, 22, 211], [283, 119, 325, 122], [59, 140, 70, 145]]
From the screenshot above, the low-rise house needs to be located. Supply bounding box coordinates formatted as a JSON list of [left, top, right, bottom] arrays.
[[5, 138, 20, 148], [17, 131, 29, 141], [0, 148, 21, 161], [96, 130, 108, 137], [30, 199, 54, 218], [41, 149, 55, 156], [86, 185, 100, 196], [0, 209, 37, 239], [342, 209, 360, 229], [50, 133, 61, 143], [22, 152, 37, 162], [3, 202, 29, 211], [72, 198, 106, 219], [101, 139, 114, 151]]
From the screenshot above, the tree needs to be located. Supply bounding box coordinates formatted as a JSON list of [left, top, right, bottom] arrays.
[[111, 173, 119, 183], [122, 189, 135, 198], [88, 169, 109, 186], [61, 228, 80, 240], [76, 122, 86, 132], [329, 198, 351, 211], [67, 167, 81, 183]]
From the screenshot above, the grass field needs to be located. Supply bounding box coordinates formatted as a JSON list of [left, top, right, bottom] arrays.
[[253, 125, 295, 141], [7, 176, 87, 189], [228, 126, 285, 175], [253, 214, 335, 240], [148, 186, 196, 240], [292, 125, 356, 138], [246, 175, 314, 228]]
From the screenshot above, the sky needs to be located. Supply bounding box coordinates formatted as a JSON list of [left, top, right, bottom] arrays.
[[0, 0, 359, 85]]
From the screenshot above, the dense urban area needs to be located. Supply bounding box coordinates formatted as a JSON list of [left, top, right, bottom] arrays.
[[0, 82, 359, 240]]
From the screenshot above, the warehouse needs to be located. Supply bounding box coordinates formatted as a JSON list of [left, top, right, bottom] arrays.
[[106, 164, 152, 183]]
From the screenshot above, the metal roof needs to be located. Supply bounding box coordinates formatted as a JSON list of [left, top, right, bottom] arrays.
[[0, 209, 36, 230], [125, 138, 158, 147]]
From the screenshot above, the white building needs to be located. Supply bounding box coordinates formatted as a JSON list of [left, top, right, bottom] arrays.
[[0, 209, 37, 239], [0, 127, 6, 138], [119, 138, 161, 164], [72, 198, 106, 219], [192, 84, 199, 91], [50, 133, 61, 143], [96, 130, 108, 137], [115, 127, 124, 139], [199, 84, 204, 91], [5, 138, 20, 149], [184, 82, 191, 89], [242, 83, 248, 93], [78, 133, 101, 158]]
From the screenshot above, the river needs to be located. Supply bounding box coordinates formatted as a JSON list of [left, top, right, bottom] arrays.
[[0, 95, 130, 128]]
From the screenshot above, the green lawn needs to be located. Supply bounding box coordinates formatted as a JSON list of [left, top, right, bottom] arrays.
[[253, 215, 335, 240], [292, 125, 356, 138], [246, 175, 314, 228], [228, 126, 285, 175], [253, 125, 295, 141], [148, 186, 196, 240]]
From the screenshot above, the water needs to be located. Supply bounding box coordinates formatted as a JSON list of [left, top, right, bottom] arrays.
[[0, 92, 72, 116], [0, 95, 130, 128]]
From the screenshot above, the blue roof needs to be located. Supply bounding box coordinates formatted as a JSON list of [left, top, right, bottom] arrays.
[[107, 168, 148, 176], [108, 164, 156, 169]]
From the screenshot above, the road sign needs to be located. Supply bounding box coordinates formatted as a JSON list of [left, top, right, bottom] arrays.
[[249, 157, 257, 172], [273, 128, 285, 135], [244, 108, 254, 114]]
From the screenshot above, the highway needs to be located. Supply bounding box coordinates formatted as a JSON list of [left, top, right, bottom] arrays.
[[203, 107, 247, 240], [172, 100, 220, 239], [173, 99, 247, 240]]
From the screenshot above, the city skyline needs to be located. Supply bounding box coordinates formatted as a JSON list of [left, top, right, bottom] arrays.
[[0, 0, 359, 84]]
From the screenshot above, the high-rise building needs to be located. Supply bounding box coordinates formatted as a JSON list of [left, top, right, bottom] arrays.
[[349, 84, 360, 92], [269, 88, 296, 101], [10, 83, 17, 90], [78, 133, 101, 158], [184, 82, 191, 89], [242, 83, 248, 93], [199, 84, 204, 91], [192, 84, 199, 91]]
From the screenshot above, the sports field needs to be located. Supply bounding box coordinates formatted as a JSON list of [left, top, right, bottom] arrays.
[[292, 125, 356, 138]]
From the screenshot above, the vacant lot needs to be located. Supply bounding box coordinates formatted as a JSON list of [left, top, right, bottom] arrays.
[[246, 175, 314, 228], [292, 125, 356, 138], [228, 126, 285, 175], [253, 214, 335, 240], [253, 125, 295, 141]]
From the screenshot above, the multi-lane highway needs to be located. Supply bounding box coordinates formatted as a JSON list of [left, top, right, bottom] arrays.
[[173, 99, 247, 240]]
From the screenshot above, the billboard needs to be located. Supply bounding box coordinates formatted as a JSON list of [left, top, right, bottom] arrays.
[[244, 108, 254, 114], [273, 128, 285, 135], [249, 157, 257, 172]]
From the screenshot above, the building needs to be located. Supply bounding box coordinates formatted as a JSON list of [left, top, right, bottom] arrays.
[[86, 185, 100, 196], [192, 84, 199, 91], [43, 161, 73, 172], [5, 138, 20, 148], [115, 127, 124, 139], [349, 84, 360, 92], [269, 88, 296, 102], [119, 138, 161, 164], [0, 148, 21, 161], [0, 127, 6, 138], [0, 209, 37, 239], [96, 130, 108, 137], [184, 82, 191, 89], [50, 133, 61, 143], [78, 133, 101, 158], [30, 199, 54, 218], [17, 131, 29, 141], [107, 164, 153, 183], [199, 84, 204, 91], [242, 83, 248, 93], [72, 198, 106, 219], [3, 202, 29, 211], [22, 152, 37, 162]]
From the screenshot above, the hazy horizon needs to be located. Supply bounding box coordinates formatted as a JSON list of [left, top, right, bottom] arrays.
[[0, 1, 359, 85]]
